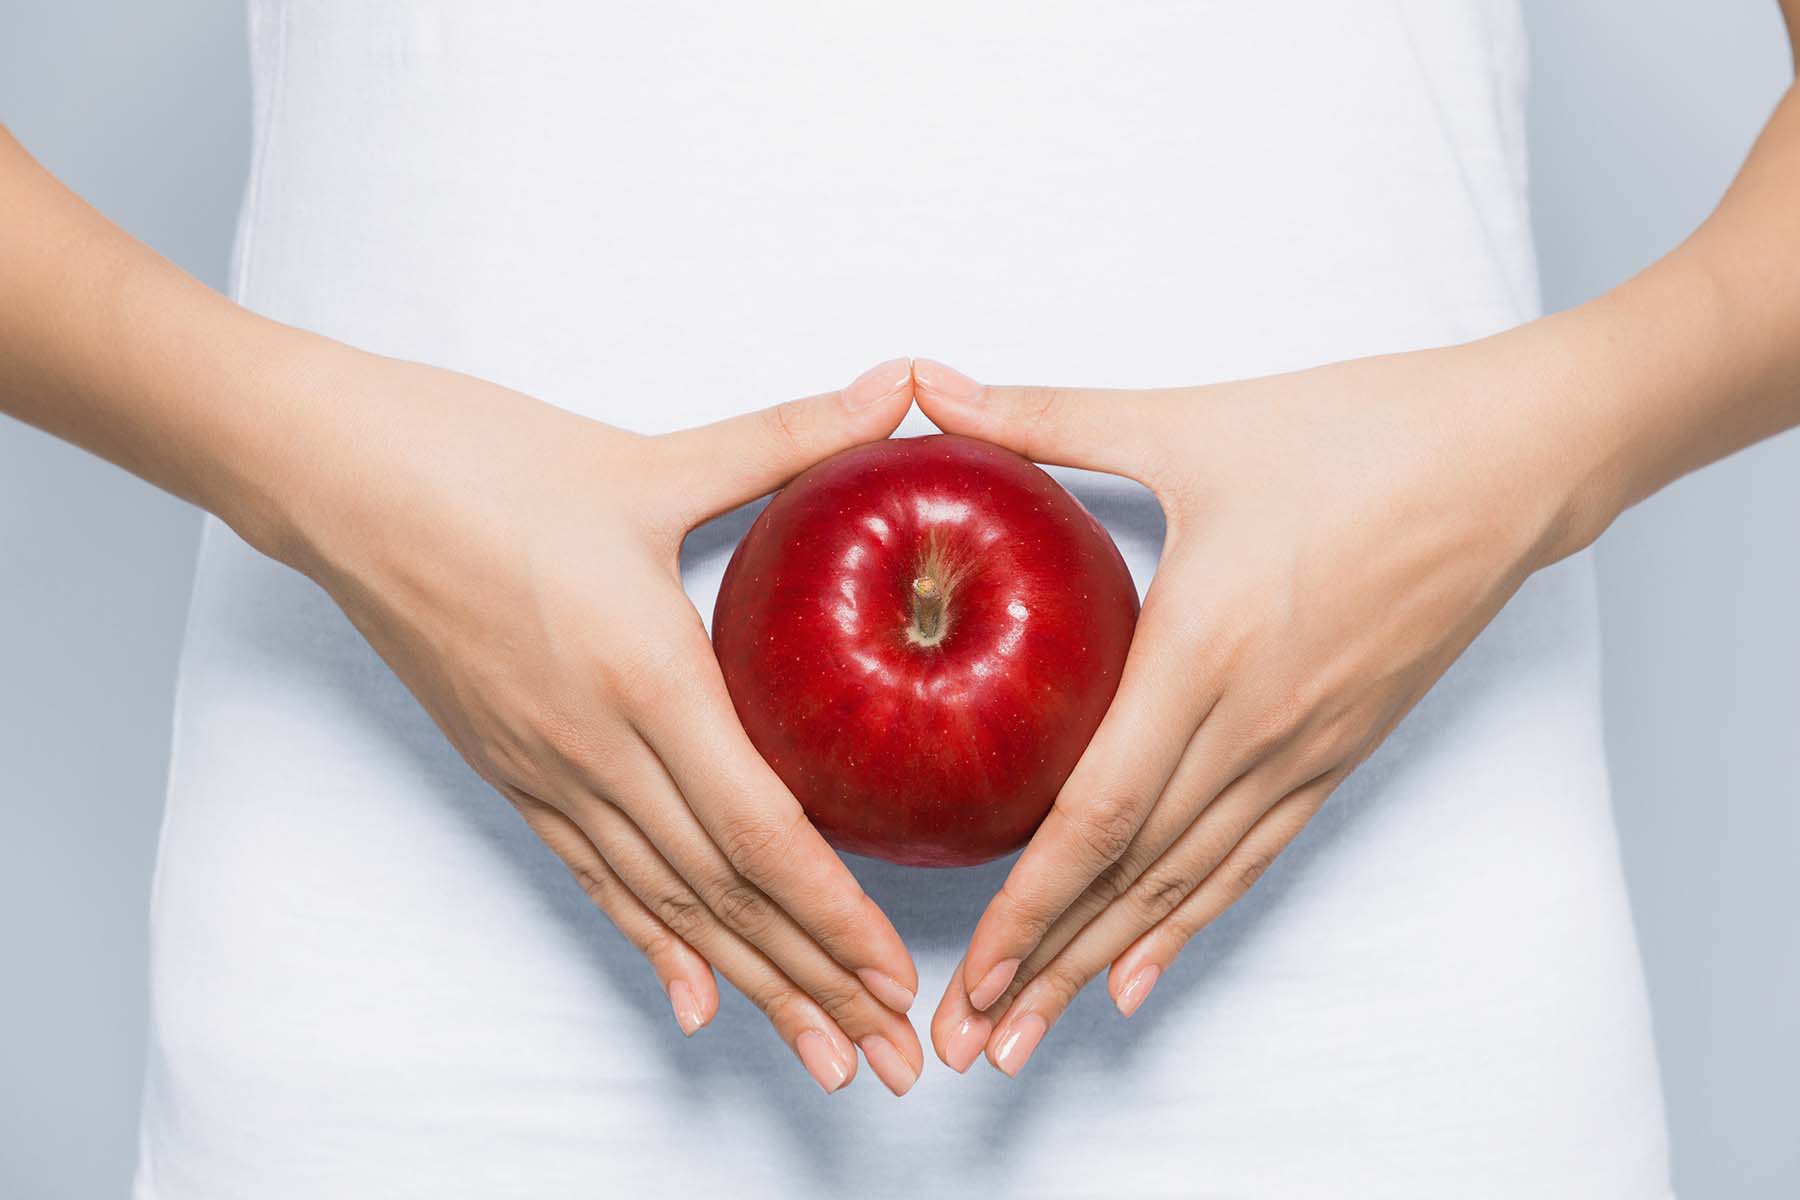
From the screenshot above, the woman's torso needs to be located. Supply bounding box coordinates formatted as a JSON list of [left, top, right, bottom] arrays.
[[137, 3, 1670, 1196]]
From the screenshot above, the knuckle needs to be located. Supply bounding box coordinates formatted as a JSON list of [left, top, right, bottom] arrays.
[[808, 978, 865, 1028], [718, 815, 793, 884], [606, 630, 702, 712], [1035, 963, 1088, 1012], [1284, 673, 1330, 727], [1087, 858, 1134, 907], [541, 714, 630, 788], [536, 709, 592, 759], [1206, 604, 1260, 661], [638, 927, 683, 966], [1296, 721, 1351, 775], [1233, 848, 1277, 894], [713, 880, 778, 940], [653, 888, 712, 943], [797, 890, 865, 951], [570, 862, 616, 909], [1157, 601, 1227, 664], [1085, 836, 1158, 907], [1126, 865, 1199, 927], [473, 734, 532, 791], [1237, 704, 1296, 761], [507, 787, 556, 830], [996, 879, 1059, 945], [745, 974, 798, 1021], [1066, 790, 1142, 867]]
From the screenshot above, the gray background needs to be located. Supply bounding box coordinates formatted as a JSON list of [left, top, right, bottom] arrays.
[[1, 1, 1794, 1195]]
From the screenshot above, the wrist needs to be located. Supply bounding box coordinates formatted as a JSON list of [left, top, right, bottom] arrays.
[[1417, 321, 1625, 578], [180, 318, 371, 572], [1505, 235, 1789, 571], [1469, 263, 1739, 572], [1483, 312, 1636, 569], [213, 334, 465, 583]]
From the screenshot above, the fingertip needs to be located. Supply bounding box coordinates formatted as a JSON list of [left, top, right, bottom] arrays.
[[693, 971, 721, 1028], [942, 1013, 992, 1074], [851, 893, 919, 1006], [988, 1011, 1048, 1078], [859, 1034, 921, 1097], [857, 967, 917, 1014], [930, 966, 975, 1069], [965, 956, 1021, 1012], [667, 978, 706, 1037], [1112, 961, 1162, 1018], [866, 895, 918, 965], [1107, 928, 1171, 1014], [911, 358, 984, 417], [928, 989, 957, 1059], [840, 356, 915, 418], [795, 1028, 855, 1094], [959, 885, 1046, 1008]]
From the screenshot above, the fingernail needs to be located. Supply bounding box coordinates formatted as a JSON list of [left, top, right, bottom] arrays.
[[967, 958, 1021, 1011], [841, 357, 912, 411], [857, 968, 916, 1013], [912, 358, 981, 405], [992, 1012, 1048, 1078], [943, 1014, 991, 1074], [859, 1034, 919, 1097], [1115, 963, 1161, 1018], [667, 979, 705, 1036], [795, 1029, 852, 1094]]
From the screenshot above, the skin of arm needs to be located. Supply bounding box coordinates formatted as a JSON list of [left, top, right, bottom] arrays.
[[921, 9, 1800, 1075], [0, 125, 928, 1097]]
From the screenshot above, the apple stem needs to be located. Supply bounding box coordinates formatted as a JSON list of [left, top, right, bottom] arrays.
[[910, 575, 948, 646]]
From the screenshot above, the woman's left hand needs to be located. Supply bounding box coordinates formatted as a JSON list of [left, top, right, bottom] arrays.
[[911, 336, 1615, 1075]]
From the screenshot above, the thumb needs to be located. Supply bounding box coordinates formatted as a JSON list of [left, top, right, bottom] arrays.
[[912, 358, 1170, 484], [657, 357, 914, 524]]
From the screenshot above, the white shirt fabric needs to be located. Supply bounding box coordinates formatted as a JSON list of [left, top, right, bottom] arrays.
[[135, 3, 1673, 1196]]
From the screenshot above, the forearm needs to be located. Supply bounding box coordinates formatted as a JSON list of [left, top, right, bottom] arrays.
[[1529, 66, 1800, 558], [0, 125, 347, 560]]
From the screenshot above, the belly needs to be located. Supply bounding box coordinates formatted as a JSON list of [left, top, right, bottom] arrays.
[[139, 3, 1667, 1196], [144, 522, 1667, 1198]]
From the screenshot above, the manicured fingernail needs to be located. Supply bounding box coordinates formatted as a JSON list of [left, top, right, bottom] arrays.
[[859, 1034, 919, 1097], [967, 958, 1021, 1011], [912, 358, 981, 405], [842, 357, 912, 411], [943, 1014, 992, 1074], [1115, 963, 1161, 1018], [667, 980, 705, 1036], [992, 1012, 1048, 1078], [857, 968, 916, 1013], [795, 1029, 851, 1094]]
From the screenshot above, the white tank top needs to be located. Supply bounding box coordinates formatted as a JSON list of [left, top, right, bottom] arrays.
[[136, 3, 1672, 1196]]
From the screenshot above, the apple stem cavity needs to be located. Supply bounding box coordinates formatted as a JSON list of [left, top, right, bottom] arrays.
[[908, 574, 950, 648]]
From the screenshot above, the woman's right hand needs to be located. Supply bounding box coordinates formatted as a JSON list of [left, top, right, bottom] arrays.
[[4, 125, 915, 1093], [261, 350, 924, 1096]]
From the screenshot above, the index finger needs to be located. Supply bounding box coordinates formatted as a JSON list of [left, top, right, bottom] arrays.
[[630, 636, 920, 1012], [958, 597, 1219, 1009]]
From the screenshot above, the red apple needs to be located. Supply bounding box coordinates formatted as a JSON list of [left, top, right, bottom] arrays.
[[712, 434, 1139, 867]]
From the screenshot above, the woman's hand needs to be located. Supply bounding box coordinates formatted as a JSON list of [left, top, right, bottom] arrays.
[[0, 129, 926, 1092], [912, 342, 1613, 1076], [271, 351, 925, 1095]]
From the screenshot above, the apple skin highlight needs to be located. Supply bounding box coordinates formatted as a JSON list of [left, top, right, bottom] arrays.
[[712, 434, 1139, 868]]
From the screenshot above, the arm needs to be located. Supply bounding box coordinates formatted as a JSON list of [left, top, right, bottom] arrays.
[[917, 10, 1800, 1074], [1537, 0, 1800, 555], [0, 124, 318, 560], [0, 125, 924, 1095]]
